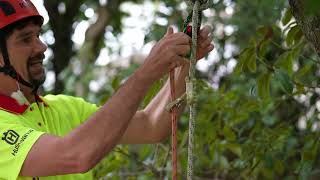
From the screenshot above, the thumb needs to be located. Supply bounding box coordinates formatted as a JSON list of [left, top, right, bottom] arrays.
[[165, 26, 174, 36]]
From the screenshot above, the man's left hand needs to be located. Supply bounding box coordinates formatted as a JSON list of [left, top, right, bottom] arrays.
[[196, 25, 214, 60]]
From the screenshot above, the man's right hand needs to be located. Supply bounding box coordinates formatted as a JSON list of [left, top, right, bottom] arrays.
[[140, 27, 191, 82]]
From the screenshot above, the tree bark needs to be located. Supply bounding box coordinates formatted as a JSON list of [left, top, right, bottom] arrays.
[[44, 0, 125, 94], [289, 0, 320, 57], [44, 0, 84, 94]]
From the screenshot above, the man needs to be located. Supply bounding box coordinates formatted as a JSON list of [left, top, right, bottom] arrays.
[[0, 0, 214, 179]]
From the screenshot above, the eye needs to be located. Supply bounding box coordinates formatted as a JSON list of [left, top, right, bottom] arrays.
[[21, 37, 32, 44], [37, 31, 41, 38]]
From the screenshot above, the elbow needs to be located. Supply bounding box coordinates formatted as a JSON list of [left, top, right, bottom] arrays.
[[60, 138, 98, 174], [144, 116, 171, 143], [71, 151, 96, 174], [158, 132, 171, 142], [76, 157, 92, 174], [75, 145, 115, 173], [77, 163, 95, 174], [74, 147, 105, 174], [150, 130, 170, 143]]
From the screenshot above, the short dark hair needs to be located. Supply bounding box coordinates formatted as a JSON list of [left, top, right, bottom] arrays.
[[1, 16, 43, 40]]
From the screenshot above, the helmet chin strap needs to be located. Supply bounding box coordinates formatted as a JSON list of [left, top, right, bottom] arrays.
[[0, 31, 36, 92], [10, 81, 30, 106]]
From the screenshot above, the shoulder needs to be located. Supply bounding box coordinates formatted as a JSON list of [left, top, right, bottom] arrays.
[[42, 94, 98, 113], [42, 94, 92, 106], [0, 108, 20, 123]]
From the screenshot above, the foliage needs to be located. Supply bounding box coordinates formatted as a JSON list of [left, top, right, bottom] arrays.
[[40, 0, 320, 179]]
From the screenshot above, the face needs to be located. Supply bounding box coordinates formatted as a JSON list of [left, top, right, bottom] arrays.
[[4, 23, 47, 87]]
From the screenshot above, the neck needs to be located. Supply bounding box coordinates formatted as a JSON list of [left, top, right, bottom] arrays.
[[20, 86, 36, 103], [0, 74, 36, 103]]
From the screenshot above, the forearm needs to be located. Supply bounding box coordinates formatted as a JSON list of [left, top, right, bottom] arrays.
[[64, 68, 152, 171], [144, 64, 190, 141]]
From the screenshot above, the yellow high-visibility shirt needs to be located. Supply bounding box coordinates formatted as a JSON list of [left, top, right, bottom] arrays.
[[0, 94, 98, 180]]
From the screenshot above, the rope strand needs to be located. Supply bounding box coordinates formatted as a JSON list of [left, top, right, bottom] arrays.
[[169, 1, 211, 179], [187, 1, 201, 179]]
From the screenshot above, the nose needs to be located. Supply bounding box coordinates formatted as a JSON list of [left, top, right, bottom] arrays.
[[33, 37, 47, 54]]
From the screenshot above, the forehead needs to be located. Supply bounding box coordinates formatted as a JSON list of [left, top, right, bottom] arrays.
[[10, 23, 41, 39]]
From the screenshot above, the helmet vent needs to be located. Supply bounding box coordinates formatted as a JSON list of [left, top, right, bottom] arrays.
[[0, 1, 16, 16]]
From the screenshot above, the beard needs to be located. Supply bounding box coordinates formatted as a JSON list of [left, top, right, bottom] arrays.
[[28, 69, 46, 87], [27, 53, 46, 89]]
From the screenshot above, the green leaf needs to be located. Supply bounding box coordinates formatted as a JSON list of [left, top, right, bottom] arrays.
[[275, 52, 294, 75], [258, 39, 270, 58], [305, 0, 320, 15], [264, 153, 274, 169], [111, 76, 121, 90], [275, 160, 285, 175], [223, 126, 236, 141], [249, 86, 257, 97], [299, 161, 313, 180], [257, 26, 273, 39], [138, 145, 153, 160], [243, 100, 260, 111], [225, 143, 242, 157], [262, 116, 277, 126], [294, 28, 304, 43], [282, 8, 292, 26], [257, 73, 271, 99], [295, 83, 306, 95], [235, 47, 256, 73], [286, 25, 301, 46], [275, 69, 294, 94], [219, 155, 230, 169], [234, 48, 248, 73], [247, 50, 257, 73], [302, 140, 318, 161], [295, 64, 312, 78]]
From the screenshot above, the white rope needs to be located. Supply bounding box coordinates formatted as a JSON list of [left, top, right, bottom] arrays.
[[185, 1, 211, 180]]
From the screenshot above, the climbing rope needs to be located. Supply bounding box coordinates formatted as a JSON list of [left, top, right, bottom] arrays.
[[168, 0, 212, 180], [186, 1, 201, 180], [169, 70, 178, 180]]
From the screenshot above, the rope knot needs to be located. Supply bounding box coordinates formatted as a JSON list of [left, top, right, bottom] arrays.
[[185, 0, 211, 11], [186, 77, 197, 105], [189, 0, 208, 4]]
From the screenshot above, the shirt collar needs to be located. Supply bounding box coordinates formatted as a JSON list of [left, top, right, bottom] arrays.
[[0, 94, 47, 115]]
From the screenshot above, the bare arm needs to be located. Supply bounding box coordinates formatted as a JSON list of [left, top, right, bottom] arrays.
[[20, 27, 191, 177], [20, 68, 153, 176], [120, 64, 189, 144], [120, 25, 214, 144]]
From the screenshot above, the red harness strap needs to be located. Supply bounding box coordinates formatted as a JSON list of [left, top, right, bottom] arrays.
[[170, 69, 178, 180]]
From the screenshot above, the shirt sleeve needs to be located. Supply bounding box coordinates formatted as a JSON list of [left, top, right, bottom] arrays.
[[44, 94, 99, 127], [0, 122, 44, 180], [69, 96, 99, 124]]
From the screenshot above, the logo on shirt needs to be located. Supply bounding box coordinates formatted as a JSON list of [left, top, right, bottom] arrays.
[[2, 130, 19, 145], [11, 129, 34, 156]]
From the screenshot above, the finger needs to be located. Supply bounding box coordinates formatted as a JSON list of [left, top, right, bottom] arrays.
[[165, 26, 174, 36], [181, 57, 189, 65], [206, 44, 215, 52], [200, 35, 213, 48], [169, 56, 189, 69], [200, 25, 212, 38], [169, 32, 191, 45], [172, 45, 191, 57]]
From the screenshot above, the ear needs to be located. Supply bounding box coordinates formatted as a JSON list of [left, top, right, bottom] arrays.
[[0, 51, 4, 66]]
